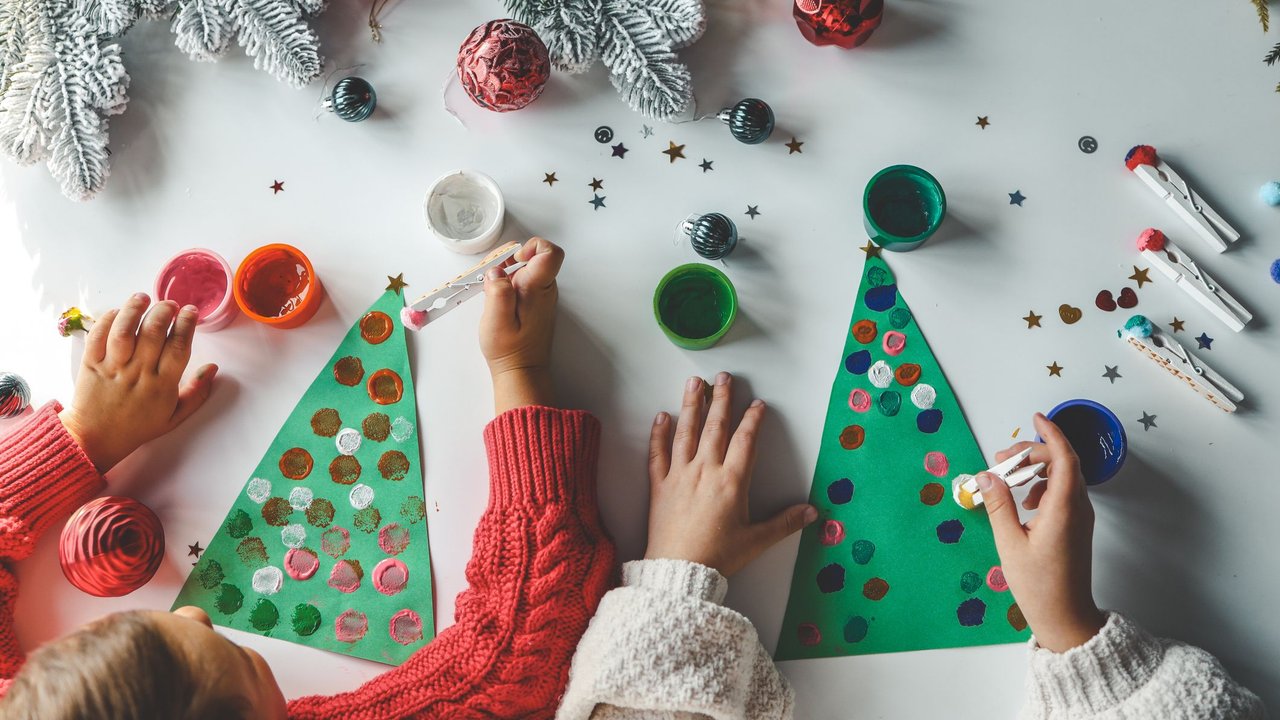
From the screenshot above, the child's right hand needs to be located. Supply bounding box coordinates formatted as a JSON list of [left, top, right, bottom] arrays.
[[479, 238, 564, 413], [976, 413, 1107, 653], [58, 293, 217, 472]]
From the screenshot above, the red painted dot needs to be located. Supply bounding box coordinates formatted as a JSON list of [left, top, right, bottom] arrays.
[[923, 451, 949, 477], [820, 520, 846, 546], [986, 566, 1008, 592]]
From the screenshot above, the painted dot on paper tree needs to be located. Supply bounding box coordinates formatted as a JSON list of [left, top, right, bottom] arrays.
[[215, 583, 243, 615], [960, 571, 983, 594], [797, 623, 822, 646], [889, 307, 912, 329], [1007, 603, 1028, 631], [862, 577, 889, 601], [816, 563, 845, 593], [845, 350, 872, 375], [291, 603, 322, 636], [225, 509, 253, 539], [878, 390, 901, 416], [249, 599, 279, 632], [936, 519, 965, 544], [865, 285, 897, 312], [919, 483, 944, 506], [827, 478, 854, 504], [843, 615, 869, 643], [917, 409, 943, 433], [957, 598, 987, 627], [851, 539, 875, 565]]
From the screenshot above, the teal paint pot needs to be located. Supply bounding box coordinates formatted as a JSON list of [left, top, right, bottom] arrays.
[[862, 165, 946, 252], [653, 264, 738, 350]]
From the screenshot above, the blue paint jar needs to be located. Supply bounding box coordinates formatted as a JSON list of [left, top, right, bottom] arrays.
[[1043, 399, 1127, 486]]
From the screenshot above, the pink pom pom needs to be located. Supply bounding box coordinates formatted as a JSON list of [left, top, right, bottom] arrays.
[[400, 307, 428, 331], [1124, 145, 1159, 171], [1137, 228, 1167, 252]]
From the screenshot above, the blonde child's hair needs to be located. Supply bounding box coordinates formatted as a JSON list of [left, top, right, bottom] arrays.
[[0, 610, 250, 720]]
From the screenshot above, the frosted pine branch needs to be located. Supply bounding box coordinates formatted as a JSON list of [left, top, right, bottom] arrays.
[[228, 0, 322, 87], [171, 0, 233, 61], [600, 0, 691, 120], [640, 0, 704, 49]]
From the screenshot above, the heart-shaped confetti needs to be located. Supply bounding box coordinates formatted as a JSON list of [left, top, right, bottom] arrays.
[[1117, 287, 1139, 309], [1058, 304, 1083, 325], [1095, 290, 1117, 312]]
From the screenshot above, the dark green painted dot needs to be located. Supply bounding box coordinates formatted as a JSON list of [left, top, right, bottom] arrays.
[[195, 559, 224, 590], [866, 266, 889, 288], [843, 615, 869, 643], [851, 539, 875, 565], [400, 496, 426, 524], [353, 506, 381, 533], [249, 599, 279, 632], [214, 583, 243, 615], [291, 603, 322, 636], [877, 390, 901, 416], [225, 509, 253, 539], [960, 571, 983, 594], [889, 307, 912, 329]]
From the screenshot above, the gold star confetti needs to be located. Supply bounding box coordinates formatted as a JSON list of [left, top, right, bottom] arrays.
[[860, 241, 883, 258], [385, 274, 408, 295], [1047, 361, 1063, 377], [785, 137, 804, 154], [662, 141, 685, 163], [542, 172, 557, 186], [1170, 317, 1185, 332], [1023, 311, 1042, 328], [1129, 266, 1152, 288], [976, 116, 990, 129]]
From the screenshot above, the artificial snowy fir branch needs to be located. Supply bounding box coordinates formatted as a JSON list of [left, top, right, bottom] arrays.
[[170, 0, 321, 86], [506, 0, 601, 73], [600, 0, 691, 120], [0, 0, 128, 199], [170, 0, 234, 61], [639, 0, 704, 50]]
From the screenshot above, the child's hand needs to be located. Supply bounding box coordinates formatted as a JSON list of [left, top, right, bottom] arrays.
[[977, 413, 1107, 652], [644, 373, 817, 578], [59, 294, 218, 472], [480, 238, 563, 413]]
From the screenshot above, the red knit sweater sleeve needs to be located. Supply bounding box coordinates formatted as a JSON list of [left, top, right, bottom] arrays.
[[0, 402, 107, 695], [288, 406, 617, 720]]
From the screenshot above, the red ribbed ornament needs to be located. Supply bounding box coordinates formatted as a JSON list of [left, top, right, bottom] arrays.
[[60, 496, 165, 597], [457, 19, 551, 112], [793, 0, 884, 49]]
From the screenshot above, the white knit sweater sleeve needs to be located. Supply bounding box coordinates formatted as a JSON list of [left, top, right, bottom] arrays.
[[1020, 612, 1266, 719], [556, 558, 794, 720]]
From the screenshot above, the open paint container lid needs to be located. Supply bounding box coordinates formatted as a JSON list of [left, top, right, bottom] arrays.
[[423, 170, 505, 255], [154, 248, 238, 332], [1044, 399, 1127, 486]]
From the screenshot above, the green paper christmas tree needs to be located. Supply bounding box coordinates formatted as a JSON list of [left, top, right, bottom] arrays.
[[775, 256, 1029, 660], [174, 291, 436, 665]]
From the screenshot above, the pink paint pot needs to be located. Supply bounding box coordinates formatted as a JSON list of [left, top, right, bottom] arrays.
[[154, 248, 237, 332]]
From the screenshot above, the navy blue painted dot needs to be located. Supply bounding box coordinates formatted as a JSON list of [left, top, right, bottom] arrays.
[[843, 615, 869, 643], [916, 409, 943, 433], [827, 478, 854, 504], [936, 519, 965, 544], [844, 350, 872, 375], [957, 597, 987, 627], [865, 285, 897, 312], [816, 563, 845, 593]]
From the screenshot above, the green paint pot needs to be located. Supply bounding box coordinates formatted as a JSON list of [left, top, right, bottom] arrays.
[[862, 165, 946, 252], [653, 264, 738, 350]]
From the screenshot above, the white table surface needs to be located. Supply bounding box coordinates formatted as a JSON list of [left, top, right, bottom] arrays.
[[3, 0, 1278, 715]]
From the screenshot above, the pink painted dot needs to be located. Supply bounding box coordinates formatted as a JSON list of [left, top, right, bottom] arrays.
[[328, 560, 361, 593], [848, 388, 872, 413], [389, 609, 424, 645], [378, 523, 411, 555], [284, 547, 318, 581], [797, 623, 822, 646], [335, 609, 368, 643], [986, 566, 1009, 592], [882, 331, 907, 356], [923, 451, 950, 478], [819, 520, 846, 546], [372, 558, 409, 596]]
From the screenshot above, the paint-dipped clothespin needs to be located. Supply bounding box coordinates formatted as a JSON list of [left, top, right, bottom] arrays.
[[951, 447, 1047, 510], [1119, 315, 1243, 412], [1124, 145, 1240, 253], [401, 242, 522, 331], [1136, 229, 1252, 332]]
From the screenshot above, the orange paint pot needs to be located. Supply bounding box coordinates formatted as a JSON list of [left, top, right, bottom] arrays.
[[233, 244, 323, 328]]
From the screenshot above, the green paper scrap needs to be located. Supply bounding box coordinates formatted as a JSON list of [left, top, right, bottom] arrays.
[[775, 256, 1029, 660], [174, 291, 436, 665]]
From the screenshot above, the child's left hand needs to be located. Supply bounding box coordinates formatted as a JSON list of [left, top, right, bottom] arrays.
[[59, 294, 218, 472]]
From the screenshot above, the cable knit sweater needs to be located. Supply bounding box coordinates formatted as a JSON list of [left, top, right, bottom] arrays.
[[557, 561, 1264, 720], [0, 402, 618, 720]]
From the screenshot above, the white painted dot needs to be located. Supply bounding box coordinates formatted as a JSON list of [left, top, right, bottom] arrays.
[[246, 477, 271, 504], [251, 566, 284, 595], [868, 361, 893, 389], [281, 524, 306, 549], [288, 486, 314, 510], [349, 483, 374, 510], [336, 428, 362, 456], [391, 416, 413, 443], [911, 384, 937, 410]]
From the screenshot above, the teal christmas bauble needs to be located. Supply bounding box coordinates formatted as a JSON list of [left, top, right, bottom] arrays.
[[0, 372, 30, 418], [328, 77, 377, 122], [719, 98, 774, 145], [683, 213, 739, 260]]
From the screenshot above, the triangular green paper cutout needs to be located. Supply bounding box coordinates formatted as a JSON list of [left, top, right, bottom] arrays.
[[173, 290, 436, 665], [775, 256, 1029, 660]]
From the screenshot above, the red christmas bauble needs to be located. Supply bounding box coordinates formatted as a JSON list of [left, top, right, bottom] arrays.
[[60, 496, 165, 597], [794, 0, 884, 49], [457, 19, 551, 112]]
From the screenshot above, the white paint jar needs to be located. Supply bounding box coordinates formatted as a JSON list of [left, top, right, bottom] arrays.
[[423, 170, 505, 255]]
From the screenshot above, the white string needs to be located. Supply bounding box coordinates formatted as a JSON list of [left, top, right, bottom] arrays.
[[441, 70, 467, 129]]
